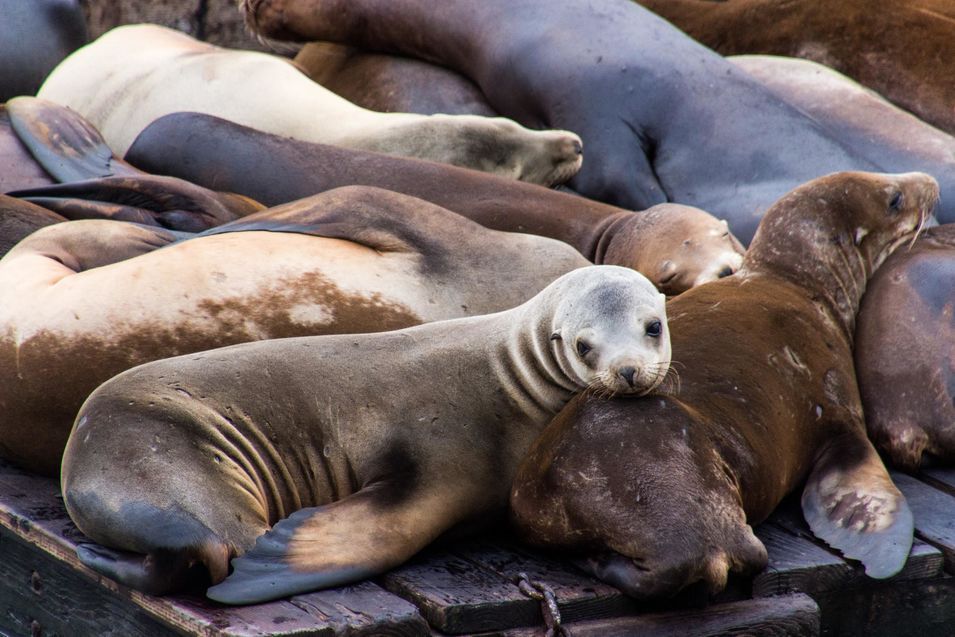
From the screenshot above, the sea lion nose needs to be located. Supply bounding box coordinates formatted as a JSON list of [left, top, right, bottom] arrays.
[[619, 366, 636, 388], [717, 266, 733, 278], [572, 139, 583, 156]]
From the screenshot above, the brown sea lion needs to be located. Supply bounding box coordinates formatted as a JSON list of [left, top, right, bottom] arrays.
[[855, 224, 955, 471], [60, 266, 670, 602], [0, 0, 87, 101], [732, 55, 955, 224], [240, 0, 878, 243], [39, 24, 583, 185], [126, 113, 744, 295], [293, 42, 496, 116], [510, 171, 938, 599], [0, 194, 66, 257], [0, 96, 262, 231], [0, 185, 589, 476], [636, 0, 955, 136]]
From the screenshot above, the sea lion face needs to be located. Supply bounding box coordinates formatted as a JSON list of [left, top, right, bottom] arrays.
[[651, 214, 745, 295], [470, 118, 584, 188], [550, 267, 670, 396]]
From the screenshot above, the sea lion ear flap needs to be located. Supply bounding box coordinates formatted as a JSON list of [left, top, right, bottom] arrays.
[[801, 436, 914, 579], [6, 96, 137, 182]]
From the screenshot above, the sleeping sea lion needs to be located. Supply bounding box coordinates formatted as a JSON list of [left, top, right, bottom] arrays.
[[39, 24, 583, 185], [60, 266, 670, 602], [0, 185, 588, 476], [510, 171, 938, 599]]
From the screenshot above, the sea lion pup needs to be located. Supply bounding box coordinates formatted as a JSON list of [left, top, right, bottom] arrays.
[[732, 55, 955, 224], [511, 171, 938, 599], [293, 42, 497, 116], [855, 224, 955, 471], [127, 113, 744, 295], [0, 185, 589, 476], [240, 0, 875, 244], [38, 25, 583, 185], [635, 0, 955, 136], [0, 96, 262, 231], [0, 0, 87, 101], [60, 265, 670, 602]]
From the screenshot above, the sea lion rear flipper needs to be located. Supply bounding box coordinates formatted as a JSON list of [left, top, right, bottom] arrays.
[[8, 175, 262, 232], [801, 434, 914, 578], [5, 96, 138, 182], [208, 487, 455, 605]]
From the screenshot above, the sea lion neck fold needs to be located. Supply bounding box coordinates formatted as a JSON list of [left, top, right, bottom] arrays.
[[743, 171, 937, 339]]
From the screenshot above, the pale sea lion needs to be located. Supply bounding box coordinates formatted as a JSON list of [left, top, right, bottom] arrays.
[[732, 55, 955, 224], [0, 185, 589, 476], [240, 0, 878, 243], [39, 24, 583, 185], [127, 113, 744, 295], [60, 266, 670, 602], [511, 171, 938, 599], [293, 41, 496, 116], [855, 224, 955, 471], [635, 0, 955, 136]]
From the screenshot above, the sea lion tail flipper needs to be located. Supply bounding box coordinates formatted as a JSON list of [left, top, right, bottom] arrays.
[[8, 176, 262, 232], [76, 541, 228, 596], [6, 96, 138, 182], [801, 436, 914, 579], [208, 488, 450, 605]]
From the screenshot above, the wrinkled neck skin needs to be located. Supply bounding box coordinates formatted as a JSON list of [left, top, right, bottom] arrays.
[[742, 211, 886, 344], [489, 302, 583, 427]]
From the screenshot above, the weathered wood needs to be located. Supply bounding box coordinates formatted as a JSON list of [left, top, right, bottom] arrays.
[[486, 593, 820, 637], [920, 467, 955, 498], [891, 472, 955, 572], [0, 459, 428, 636]]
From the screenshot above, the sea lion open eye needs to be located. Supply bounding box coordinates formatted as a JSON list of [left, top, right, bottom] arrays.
[[646, 320, 662, 337], [576, 339, 592, 357], [889, 191, 904, 213]]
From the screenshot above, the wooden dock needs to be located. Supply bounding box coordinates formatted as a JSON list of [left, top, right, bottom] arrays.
[[1, 458, 953, 637]]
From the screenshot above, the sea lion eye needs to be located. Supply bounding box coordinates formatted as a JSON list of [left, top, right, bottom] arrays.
[[889, 191, 904, 213], [550, 332, 562, 341], [646, 320, 662, 337], [576, 339, 592, 357]]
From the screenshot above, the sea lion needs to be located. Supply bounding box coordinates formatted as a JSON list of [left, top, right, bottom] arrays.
[[126, 113, 744, 295], [293, 42, 497, 116], [510, 171, 938, 599], [60, 265, 670, 602], [39, 24, 583, 185], [635, 0, 955, 136], [855, 224, 955, 471], [0, 185, 589, 476], [0, 96, 262, 231], [0, 194, 66, 257], [732, 55, 955, 224], [241, 0, 877, 243], [0, 0, 87, 101]]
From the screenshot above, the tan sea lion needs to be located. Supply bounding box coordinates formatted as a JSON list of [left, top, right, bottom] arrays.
[[855, 224, 955, 471], [635, 0, 955, 136], [38, 24, 583, 185], [511, 171, 938, 599], [293, 41, 497, 116], [127, 113, 744, 295], [60, 265, 670, 602], [0, 185, 589, 476]]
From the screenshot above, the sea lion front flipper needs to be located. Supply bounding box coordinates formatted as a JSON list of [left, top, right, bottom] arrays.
[[8, 175, 263, 232], [208, 487, 457, 605], [76, 543, 202, 596], [801, 434, 914, 579], [5, 96, 138, 182]]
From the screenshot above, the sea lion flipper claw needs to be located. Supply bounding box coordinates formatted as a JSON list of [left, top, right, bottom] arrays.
[[208, 491, 447, 605], [801, 437, 914, 579], [6, 96, 137, 183]]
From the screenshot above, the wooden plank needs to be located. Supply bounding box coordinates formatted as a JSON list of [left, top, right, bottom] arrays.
[[891, 471, 955, 572], [920, 467, 955, 497], [486, 593, 820, 637], [0, 460, 428, 636]]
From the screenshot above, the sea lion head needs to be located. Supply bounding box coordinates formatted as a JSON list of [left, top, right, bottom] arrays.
[[546, 265, 670, 396], [602, 204, 745, 296]]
